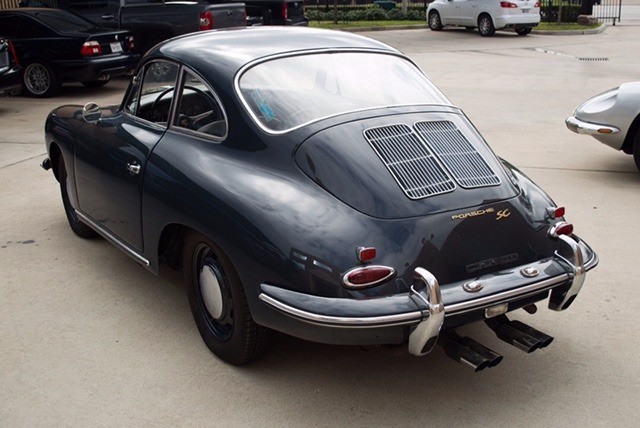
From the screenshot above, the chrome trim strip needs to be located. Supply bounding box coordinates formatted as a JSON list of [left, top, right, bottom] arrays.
[[74, 210, 150, 267], [258, 293, 422, 328], [565, 116, 619, 135]]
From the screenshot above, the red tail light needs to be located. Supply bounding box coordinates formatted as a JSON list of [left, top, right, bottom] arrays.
[[500, 1, 518, 7], [534, 1, 540, 6], [80, 40, 102, 56], [281, 3, 288, 20], [549, 222, 574, 238], [128, 35, 135, 51], [199, 11, 214, 31], [342, 265, 395, 289], [8, 40, 19, 65], [547, 206, 565, 219]]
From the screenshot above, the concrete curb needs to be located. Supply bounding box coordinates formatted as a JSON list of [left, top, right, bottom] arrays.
[[333, 23, 606, 36]]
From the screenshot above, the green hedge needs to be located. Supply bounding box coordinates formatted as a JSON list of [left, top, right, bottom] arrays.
[[307, 6, 424, 22]]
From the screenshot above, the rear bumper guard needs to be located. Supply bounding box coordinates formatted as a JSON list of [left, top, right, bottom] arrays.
[[258, 235, 596, 356]]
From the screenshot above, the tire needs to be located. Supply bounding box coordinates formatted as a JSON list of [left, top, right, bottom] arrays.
[[81, 78, 110, 88], [478, 14, 496, 37], [428, 11, 444, 31], [633, 130, 640, 172], [58, 157, 98, 239], [183, 232, 271, 365], [515, 27, 532, 36], [22, 61, 59, 98]]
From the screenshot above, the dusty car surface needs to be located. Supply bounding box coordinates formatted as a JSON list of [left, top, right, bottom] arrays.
[[0, 8, 138, 97], [41, 27, 597, 370], [566, 82, 640, 172], [427, 0, 541, 36]]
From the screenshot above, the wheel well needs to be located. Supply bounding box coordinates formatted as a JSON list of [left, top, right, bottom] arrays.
[[621, 113, 640, 154], [158, 224, 190, 271], [479, 12, 492, 22], [49, 143, 62, 182]]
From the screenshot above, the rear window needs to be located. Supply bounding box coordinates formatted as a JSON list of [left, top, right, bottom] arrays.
[[237, 52, 450, 133], [32, 10, 98, 32]]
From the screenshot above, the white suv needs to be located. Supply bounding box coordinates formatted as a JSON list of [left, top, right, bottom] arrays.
[[427, 0, 541, 36]]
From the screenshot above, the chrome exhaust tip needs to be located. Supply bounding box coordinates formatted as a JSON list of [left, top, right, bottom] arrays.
[[439, 331, 503, 372], [485, 315, 542, 353]]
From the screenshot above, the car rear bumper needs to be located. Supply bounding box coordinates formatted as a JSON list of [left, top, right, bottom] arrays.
[[55, 53, 139, 83], [257, 234, 597, 355], [494, 13, 540, 29]]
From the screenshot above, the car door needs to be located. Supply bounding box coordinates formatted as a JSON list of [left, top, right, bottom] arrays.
[[442, 0, 467, 25], [459, 0, 481, 26], [63, 0, 121, 29], [73, 60, 179, 252]]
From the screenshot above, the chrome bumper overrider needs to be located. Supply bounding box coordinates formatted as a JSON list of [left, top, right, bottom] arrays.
[[258, 235, 597, 357], [565, 116, 619, 135]]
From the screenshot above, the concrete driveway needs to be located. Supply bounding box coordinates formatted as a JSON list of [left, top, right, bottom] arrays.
[[1, 24, 639, 426]]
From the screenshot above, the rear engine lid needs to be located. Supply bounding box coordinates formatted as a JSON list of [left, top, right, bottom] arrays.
[[295, 110, 518, 219]]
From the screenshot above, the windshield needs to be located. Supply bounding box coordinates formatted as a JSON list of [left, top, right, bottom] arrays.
[[237, 52, 451, 132]]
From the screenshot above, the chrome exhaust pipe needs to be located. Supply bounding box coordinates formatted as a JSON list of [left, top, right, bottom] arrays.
[[510, 320, 554, 348], [439, 331, 502, 372], [485, 315, 542, 353]]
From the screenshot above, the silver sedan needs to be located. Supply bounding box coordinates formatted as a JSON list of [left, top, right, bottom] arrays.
[[566, 82, 640, 171]]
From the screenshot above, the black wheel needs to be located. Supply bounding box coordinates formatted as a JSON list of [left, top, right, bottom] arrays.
[[22, 61, 59, 97], [58, 157, 98, 239], [515, 27, 532, 36], [428, 11, 444, 31], [633, 130, 640, 172], [478, 14, 495, 37], [183, 232, 271, 365], [81, 78, 110, 88]]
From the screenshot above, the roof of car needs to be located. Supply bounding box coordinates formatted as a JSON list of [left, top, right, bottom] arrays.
[[151, 27, 400, 76]]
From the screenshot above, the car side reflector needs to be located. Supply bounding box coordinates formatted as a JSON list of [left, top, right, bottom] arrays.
[[549, 222, 574, 238], [357, 246, 376, 262], [598, 128, 614, 134], [81, 41, 102, 56], [547, 206, 565, 219], [342, 265, 395, 289]]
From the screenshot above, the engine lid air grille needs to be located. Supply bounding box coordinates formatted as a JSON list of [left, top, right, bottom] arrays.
[[414, 121, 501, 189], [364, 124, 456, 200]]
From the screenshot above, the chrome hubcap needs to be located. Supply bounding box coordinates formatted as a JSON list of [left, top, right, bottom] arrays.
[[24, 63, 50, 95], [200, 264, 224, 320]]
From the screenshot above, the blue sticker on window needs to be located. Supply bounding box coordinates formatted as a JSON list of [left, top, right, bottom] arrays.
[[250, 90, 275, 122]]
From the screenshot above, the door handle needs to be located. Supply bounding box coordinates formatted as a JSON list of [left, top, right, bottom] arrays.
[[127, 163, 141, 174]]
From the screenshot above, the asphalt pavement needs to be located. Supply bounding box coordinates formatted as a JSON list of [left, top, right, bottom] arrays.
[[1, 20, 640, 427]]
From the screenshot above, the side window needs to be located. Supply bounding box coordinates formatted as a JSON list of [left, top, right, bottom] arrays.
[[173, 69, 227, 139], [124, 61, 179, 125]]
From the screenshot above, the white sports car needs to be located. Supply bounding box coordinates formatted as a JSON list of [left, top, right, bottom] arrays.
[[566, 82, 640, 171]]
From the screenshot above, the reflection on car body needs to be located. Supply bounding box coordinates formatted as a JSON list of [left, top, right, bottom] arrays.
[[42, 27, 597, 371]]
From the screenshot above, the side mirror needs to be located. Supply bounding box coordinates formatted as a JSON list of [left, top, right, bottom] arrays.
[[82, 102, 102, 124]]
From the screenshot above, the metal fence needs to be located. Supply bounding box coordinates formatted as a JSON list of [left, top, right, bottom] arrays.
[[593, 0, 623, 24], [534, 0, 621, 24]]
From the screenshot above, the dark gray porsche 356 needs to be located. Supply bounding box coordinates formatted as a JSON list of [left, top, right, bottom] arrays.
[[42, 27, 597, 371]]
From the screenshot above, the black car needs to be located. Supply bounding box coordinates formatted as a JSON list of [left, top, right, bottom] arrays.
[[0, 37, 22, 97], [0, 8, 138, 97], [41, 28, 597, 371]]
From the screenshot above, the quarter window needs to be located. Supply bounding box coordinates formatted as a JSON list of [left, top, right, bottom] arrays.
[[173, 69, 227, 139]]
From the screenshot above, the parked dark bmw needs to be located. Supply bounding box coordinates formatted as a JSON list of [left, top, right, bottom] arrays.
[[0, 37, 22, 97], [41, 27, 597, 370], [0, 8, 138, 97]]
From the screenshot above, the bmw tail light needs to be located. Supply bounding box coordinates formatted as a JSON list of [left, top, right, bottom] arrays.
[[342, 265, 395, 289], [9, 40, 19, 65], [81, 41, 102, 56], [549, 222, 574, 238], [199, 11, 214, 31], [281, 3, 288, 19], [500, 2, 518, 7], [128, 35, 135, 51]]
